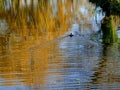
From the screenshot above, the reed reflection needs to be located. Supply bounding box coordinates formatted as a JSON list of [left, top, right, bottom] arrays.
[[0, 0, 96, 89]]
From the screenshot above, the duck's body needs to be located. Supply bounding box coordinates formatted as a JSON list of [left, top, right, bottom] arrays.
[[68, 33, 74, 37]]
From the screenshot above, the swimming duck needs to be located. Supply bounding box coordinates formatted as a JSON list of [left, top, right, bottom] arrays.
[[68, 33, 74, 37]]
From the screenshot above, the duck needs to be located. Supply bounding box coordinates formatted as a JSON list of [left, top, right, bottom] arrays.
[[68, 33, 74, 37]]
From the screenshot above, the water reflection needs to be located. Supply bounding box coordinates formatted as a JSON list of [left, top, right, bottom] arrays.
[[0, 0, 95, 55], [91, 43, 120, 89], [0, 0, 120, 90], [0, 45, 49, 89]]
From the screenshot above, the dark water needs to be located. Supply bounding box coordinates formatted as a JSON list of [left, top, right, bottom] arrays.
[[0, 0, 120, 90]]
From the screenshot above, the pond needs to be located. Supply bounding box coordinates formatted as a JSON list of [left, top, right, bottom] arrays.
[[0, 0, 120, 90]]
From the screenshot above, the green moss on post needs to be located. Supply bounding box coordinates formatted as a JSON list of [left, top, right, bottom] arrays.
[[101, 15, 118, 44]]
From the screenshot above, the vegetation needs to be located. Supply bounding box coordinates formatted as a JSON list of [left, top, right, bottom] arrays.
[[0, 0, 94, 54], [0, 0, 74, 51], [101, 16, 118, 44], [89, 0, 120, 16], [89, 0, 120, 44]]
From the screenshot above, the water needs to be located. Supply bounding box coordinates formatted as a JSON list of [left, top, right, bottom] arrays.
[[0, 0, 120, 90]]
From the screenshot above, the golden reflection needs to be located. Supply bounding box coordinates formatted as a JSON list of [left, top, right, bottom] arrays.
[[0, 41, 62, 87], [0, 0, 95, 88], [0, 46, 48, 86], [0, 0, 95, 53]]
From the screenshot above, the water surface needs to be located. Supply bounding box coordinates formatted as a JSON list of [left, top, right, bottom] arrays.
[[0, 0, 120, 90]]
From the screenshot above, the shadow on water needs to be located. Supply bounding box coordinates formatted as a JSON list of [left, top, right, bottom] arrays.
[[90, 43, 120, 89]]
